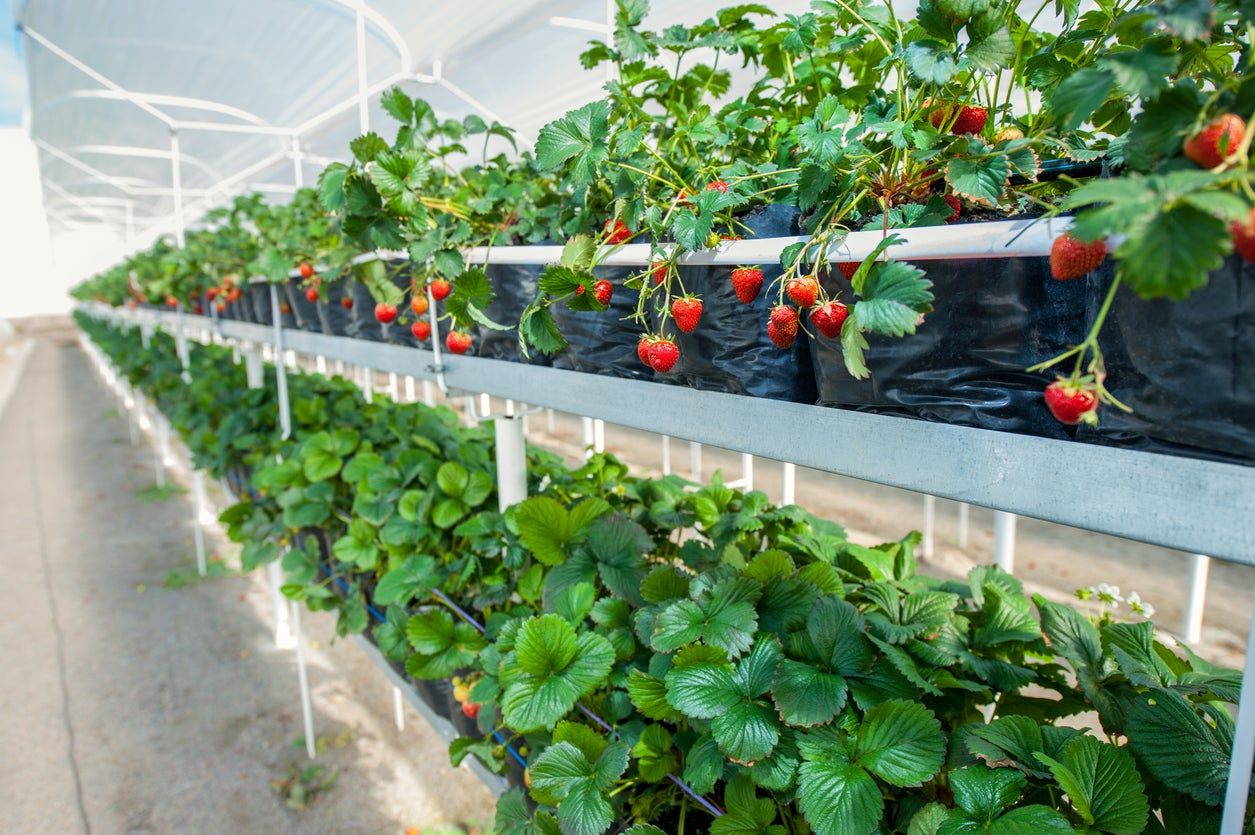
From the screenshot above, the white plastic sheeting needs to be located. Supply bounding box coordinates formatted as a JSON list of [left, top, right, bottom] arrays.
[[17, 0, 812, 250]]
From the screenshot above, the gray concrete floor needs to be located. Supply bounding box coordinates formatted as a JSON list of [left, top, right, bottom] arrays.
[[0, 338, 495, 835]]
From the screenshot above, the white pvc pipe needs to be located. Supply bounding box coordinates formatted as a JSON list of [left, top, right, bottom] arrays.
[[494, 416, 529, 511], [169, 130, 185, 247], [392, 685, 405, 731], [404, 375, 415, 402], [316, 355, 327, 374], [1220, 580, 1255, 834], [388, 372, 399, 400], [266, 561, 295, 649], [922, 495, 936, 560], [290, 601, 317, 760], [1183, 554, 1211, 645], [782, 462, 796, 505], [957, 502, 970, 549], [740, 452, 754, 491], [421, 380, 435, 407], [661, 435, 671, 475], [593, 418, 605, 453], [191, 471, 207, 576], [269, 286, 291, 439], [581, 417, 594, 459], [690, 442, 702, 481], [994, 511, 1017, 573]]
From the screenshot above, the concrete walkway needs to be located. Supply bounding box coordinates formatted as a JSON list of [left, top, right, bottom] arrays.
[[0, 337, 495, 834]]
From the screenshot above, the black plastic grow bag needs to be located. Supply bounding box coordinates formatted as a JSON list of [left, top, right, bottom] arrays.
[[667, 204, 816, 402], [317, 281, 354, 337], [285, 280, 321, 333], [247, 283, 274, 327], [346, 280, 384, 342], [477, 262, 546, 363], [552, 267, 651, 380], [1076, 255, 1255, 465], [813, 252, 1089, 441]]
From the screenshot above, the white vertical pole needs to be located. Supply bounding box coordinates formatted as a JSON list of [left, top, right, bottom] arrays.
[[661, 436, 671, 475], [957, 502, 970, 549], [191, 471, 208, 576], [1183, 554, 1211, 645], [494, 416, 529, 511], [291, 601, 317, 760], [689, 442, 702, 481], [354, 0, 370, 133], [392, 686, 405, 731], [993, 511, 1017, 573], [404, 375, 416, 402], [388, 372, 399, 400], [740, 453, 754, 491], [480, 392, 491, 417], [421, 380, 435, 406], [1220, 580, 1255, 834], [169, 130, 185, 248], [593, 419, 605, 453], [782, 462, 796, 505], [581, 417, 595, 459], [922, 495, 936, 559], [269, 285, 291, 439]]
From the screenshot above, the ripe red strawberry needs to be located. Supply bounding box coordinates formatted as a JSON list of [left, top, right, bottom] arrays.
[[1050, 232, 1106, 280], [810, 301, 849, 338], [206, 286, 219, 301], [375, 303, 397, 324], [731, 267, 763, 303], [411, 321, 431, 340], [637, 335, 655, 367], [306, 287, 319, 303], [298, 262, 314, 279], [446, 331, 473, 354], [768, 305, 800, 348], [411, 295, 429, 315], [166, 295, 178, 307], [1044, 379, 1099, 425], [280, 303, 291, 314], [215, 302, 226, 313], [1230, 207, 1255, 263], [1184, 114, 1246, 169], [461, 701, 480, 719], [341, 296, 353, 310], [672, 296, 703, 333], [193, 303, 203, 314], [648, 338, 680, 373], [785, 275, 819, 308], [593, 279, 613, 305], [603, 218, 632, 244], [930, 104, 987, 135], [706, 180, 729, 194], [944, 194, 962, 222], [430, 279, 451, 301], [651, 262, 669, 285], [836, 262, 859, 280], [227, 287, 242, 303]]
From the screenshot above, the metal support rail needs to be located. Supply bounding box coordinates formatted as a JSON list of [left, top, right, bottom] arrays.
[[102, 304, 1255, 566]]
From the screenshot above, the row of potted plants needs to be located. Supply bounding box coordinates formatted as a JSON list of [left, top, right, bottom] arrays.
[[79, 313, 1250, 834], [72, 0, 1255, 464]]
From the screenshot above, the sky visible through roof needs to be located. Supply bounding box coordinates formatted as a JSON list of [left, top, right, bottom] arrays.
[[0, 5, 26, 126]]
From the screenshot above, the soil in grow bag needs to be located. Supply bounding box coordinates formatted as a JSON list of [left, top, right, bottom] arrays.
[[552, 267, 652, 380], [248, 283, 275, 327], [285, 280, 321, 333], [477, 262, 548, 364], [381, 267, 420, 349], [347, 280, 386, 342], [317, 280, 355, 336], [1075, 255, 1255, 465], [667, 204, 817, 402], [812, 252, 1089, 441]]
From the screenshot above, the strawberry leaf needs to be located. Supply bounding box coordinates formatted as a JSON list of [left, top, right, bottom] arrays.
[[1035, 735, 1149, 834], [405, 608, 486, 679], [1049, 68, 1115, 131], [853, 261, 933, 337], [946, 153, 1010, 206], [500, 614, 615, 731], [519, 305, 567, 356], [536, 100, 611, 187], [513, 496, 611, 566], [840, 313, 870, 379]]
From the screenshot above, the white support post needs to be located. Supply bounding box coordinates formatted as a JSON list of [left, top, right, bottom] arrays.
[[1220, 580, 1255, 834], [922, 495, 936, 560], [740, 453, 754, 491], [170, 130, 185, 248], [174, 304, 191, 383], [421, 380, 435, 407], [690, 442, 702, 481], [316, 355, 327, 374], [1183, 554, 1211, 645], [993, 511, 1017, 573], [290, 601, 317, 760], [392, 686, 405, 731], [957, 502, 970, 549], [581, 417, 595, 459], [269, 286, 292, 440], [494, 416, 529, 511], [782, 462, 796, 505], [388, 372, 399, 400], [354, 0, 370, 134], [244, 347, 264, 388], [593, 419, 605, 453], [191, 471, 208, 576], [404, 375, 415, 402], [661, 436, 671, 475]]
